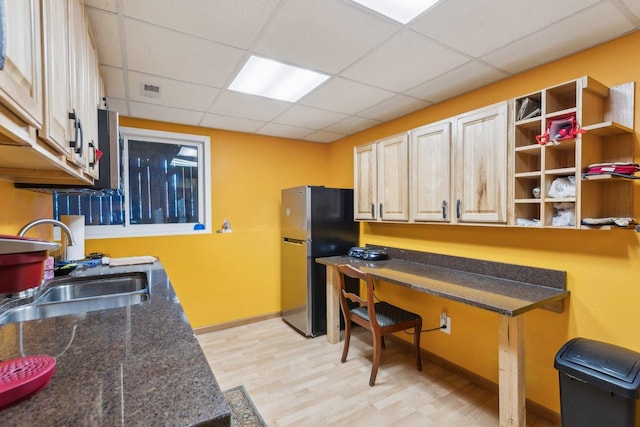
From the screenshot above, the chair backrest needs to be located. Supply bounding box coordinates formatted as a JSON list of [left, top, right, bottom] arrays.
[[336, 264, 378, 327]]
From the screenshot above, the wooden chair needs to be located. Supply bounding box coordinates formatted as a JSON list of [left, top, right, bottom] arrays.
[[336, 264, 422, 386]]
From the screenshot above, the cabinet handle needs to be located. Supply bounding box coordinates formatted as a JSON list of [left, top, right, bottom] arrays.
[[379, 203, 383, 219], [371, 203, 375, 219], [88, 141, 96, 168], [456, 199, 461, 219], [442, 200, 447, 219], [68, 109, 84, 155]]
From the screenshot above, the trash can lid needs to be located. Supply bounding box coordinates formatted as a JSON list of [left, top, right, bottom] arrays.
[[555, 338, 640, 399]]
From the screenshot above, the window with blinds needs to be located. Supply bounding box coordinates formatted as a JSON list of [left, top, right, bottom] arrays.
[[54, 127, 212, 239]]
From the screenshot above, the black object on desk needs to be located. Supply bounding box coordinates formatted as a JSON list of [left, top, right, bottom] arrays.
[[348, 247, 388, 261]]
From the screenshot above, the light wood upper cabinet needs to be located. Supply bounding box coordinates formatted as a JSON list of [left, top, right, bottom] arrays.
[[0, 0, 103, 185], [454, 102, 508, 224], [67, 0, 89, 169], [378, 133, 409, 221], [84, 32, 102, 179], [40, 0, 71, 155], [0, 0, 43, 135], [354, 143, 377, 220], [410, 120, 451, 222], [354, 133, 409, 221]]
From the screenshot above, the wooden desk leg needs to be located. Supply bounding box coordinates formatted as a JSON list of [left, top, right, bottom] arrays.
[[498, 315, 525, 427], [326, 265, 341, 344]]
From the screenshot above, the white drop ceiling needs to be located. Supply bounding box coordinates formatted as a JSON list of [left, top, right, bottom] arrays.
[[85, 0, 640, 143]]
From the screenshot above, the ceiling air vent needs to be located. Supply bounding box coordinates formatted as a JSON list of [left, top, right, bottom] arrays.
[[141, 83, 161, 99]]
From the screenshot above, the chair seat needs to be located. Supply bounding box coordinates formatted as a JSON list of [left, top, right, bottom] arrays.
[[351, 301, 421, 328]]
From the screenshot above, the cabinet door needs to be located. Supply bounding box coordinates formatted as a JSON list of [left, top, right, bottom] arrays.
[[354, 143, 377, 220], [411, 121, 451, 222], [0, 0, 43, 129], [68, 0, 88, 168], [455, 102, 508, 223], [84, 34, 100, 179], [377, 133, 409, 221], [40, 0, 71, 155]]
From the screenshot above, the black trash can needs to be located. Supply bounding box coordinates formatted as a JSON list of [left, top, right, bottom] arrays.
[[555, 338, 640, 427]]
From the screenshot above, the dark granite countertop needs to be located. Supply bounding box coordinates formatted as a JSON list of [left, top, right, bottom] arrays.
[[0, 261, 230, 426], [317, 246, 569, 316]]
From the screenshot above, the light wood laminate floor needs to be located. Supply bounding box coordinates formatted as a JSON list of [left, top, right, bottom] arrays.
[[197, 318, 557, 427]]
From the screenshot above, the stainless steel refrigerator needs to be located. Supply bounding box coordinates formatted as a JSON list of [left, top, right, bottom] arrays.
[[281, 186, 358, 337]]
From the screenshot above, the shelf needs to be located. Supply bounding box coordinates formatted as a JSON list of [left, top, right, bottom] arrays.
[[545, 167, 576, 176], [515, 144, 541, 152], [515, 198, 541, 204], [546, 81, 577, 114], [515, 117, 542, 128], [582, 121, 633, 136], [515, 171, 541, 178], [579, 76, 609, 98], [544, 197, 575, 203], [582, 173, 639, 181], [546, 107, 577, 119]]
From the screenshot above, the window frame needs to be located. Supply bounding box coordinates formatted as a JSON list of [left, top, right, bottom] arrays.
[[85, 127, 212, 240]]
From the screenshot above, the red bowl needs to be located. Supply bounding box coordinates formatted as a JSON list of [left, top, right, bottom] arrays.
[[0, 251, 48, 293]]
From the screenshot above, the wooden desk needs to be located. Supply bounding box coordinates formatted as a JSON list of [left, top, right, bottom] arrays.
[[317, 246, 569, 427]]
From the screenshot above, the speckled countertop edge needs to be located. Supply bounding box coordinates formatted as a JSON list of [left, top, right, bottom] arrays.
[[0, 262, 230, 426], [317, 247, 569, 316]]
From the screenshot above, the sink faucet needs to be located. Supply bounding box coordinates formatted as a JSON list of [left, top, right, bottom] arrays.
[[18, 219, 77, 246]]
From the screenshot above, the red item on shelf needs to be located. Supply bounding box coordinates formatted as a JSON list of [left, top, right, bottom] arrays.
[[586, 162, 640, 175]]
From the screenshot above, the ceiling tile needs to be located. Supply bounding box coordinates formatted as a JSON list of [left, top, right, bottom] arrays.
[[411, 0, 601, 57], [128, 72, 219, 111], [122, 0, 280, 49], [482, 2, 637, 74], [357, 94, 431, 121], [408, 61, 508, 102], [300, 78, 395, 115], [86, 9, 122, 67], [303, 130, 346, 143], [105, 97, 129, 117], [254, 0, 400, 73], [85, 0, 639, 143], [273, 105, 348, 129], [200, 114, 266, 134], [620, 0, 640, 19], [129, 102, 204, 126], [323, 116, 381, 134], [85, 0, 117, 13], [342, 30, 469, 92], [209, 90, 292, 122], [125, 19, 245, 87], [100, 66, 126, 99], [255, 123, 314, 140]]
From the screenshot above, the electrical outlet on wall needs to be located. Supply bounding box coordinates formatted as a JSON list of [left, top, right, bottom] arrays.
[[440, 311, 451, 334]]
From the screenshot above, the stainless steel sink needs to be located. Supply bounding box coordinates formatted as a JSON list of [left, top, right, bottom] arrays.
[[38, 273, 148, 302], [0, 272, 149, 324]]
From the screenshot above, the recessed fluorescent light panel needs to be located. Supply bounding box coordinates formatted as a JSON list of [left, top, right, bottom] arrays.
[[229, 56, 330, 102], [351, 0, 441, 24]]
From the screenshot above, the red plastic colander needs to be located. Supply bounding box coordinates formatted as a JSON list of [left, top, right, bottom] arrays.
[[0, 356, 56, 410]]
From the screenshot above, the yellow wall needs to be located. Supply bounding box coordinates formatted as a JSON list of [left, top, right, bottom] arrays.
[[84, 118, 331, 328], [0, 180, 53, 238], [327, 30, 640, 413], [2, 30, 639, 416]]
